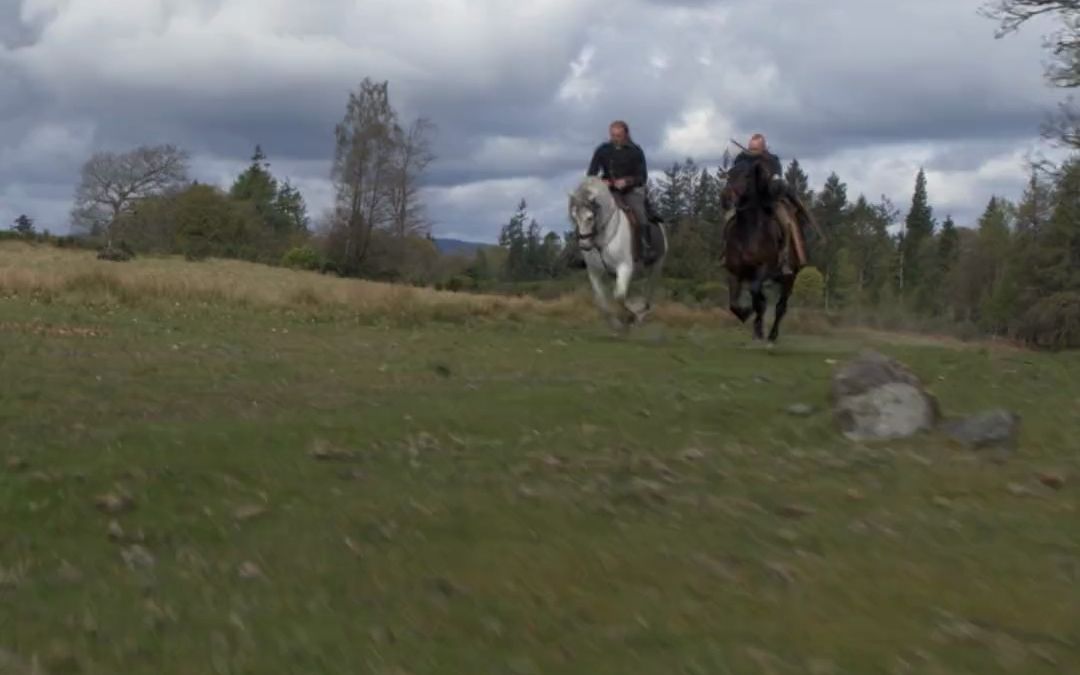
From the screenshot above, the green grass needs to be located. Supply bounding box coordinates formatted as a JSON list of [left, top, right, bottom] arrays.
[[1, 246, 1079, 674]]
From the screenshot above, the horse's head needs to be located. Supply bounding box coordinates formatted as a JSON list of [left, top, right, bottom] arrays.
[[723, 154, 776, 211], [568, 176, 610, 250]]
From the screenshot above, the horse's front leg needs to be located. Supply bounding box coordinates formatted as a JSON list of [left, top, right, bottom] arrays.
[[768, 272, 796, 343], [585, 258, 613, 316], [750, 277, 767, 341], [613, 261, 635, 325], [728, 272, 751, 323]]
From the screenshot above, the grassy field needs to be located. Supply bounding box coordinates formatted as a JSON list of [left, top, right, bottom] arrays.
[[1, 242, 1078, 674]]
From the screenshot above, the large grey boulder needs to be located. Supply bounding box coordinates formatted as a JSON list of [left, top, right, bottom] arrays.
[[830, 350, 940, 441]]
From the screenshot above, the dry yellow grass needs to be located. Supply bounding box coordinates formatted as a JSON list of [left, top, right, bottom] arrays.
[[0, 242, 731, 326]]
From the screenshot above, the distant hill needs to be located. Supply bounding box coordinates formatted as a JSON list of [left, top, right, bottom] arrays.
[[433, 238, 488, 256]]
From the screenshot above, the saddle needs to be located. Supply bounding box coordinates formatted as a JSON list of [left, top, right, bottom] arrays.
[[614, 200, 663, 264]]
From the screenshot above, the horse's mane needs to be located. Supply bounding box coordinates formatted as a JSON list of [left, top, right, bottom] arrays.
[[571, 175, 610, 205]]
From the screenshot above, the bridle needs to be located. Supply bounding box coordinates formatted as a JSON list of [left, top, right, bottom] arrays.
[[574, 196, 608, 252]]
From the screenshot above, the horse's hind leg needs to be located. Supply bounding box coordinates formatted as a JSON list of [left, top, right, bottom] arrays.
[[768, 273, 796, 343], [637, 252, 665, 322], [728, 273, 751, 323], [750, 277, 767, 341]]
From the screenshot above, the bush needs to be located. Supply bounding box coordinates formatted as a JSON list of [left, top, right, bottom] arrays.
[[1017, 291, 1080, 350], [282, 246, 321, 271], [445, 275, 476, 292], [793, 266, 825, 308], [96, 241, 135, 262], [691, 280, 726, 305]]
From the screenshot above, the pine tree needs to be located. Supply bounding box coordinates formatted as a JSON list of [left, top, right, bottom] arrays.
[[938, 215, 959, 269], [499, 199, 529, 281], [846, 195, 896, 305], [273, 179, 310, 232], [784, 158, 813, 205], [900, 168, 936, 296], [12, 214, 34, 236], [812, 173, 849, 308]]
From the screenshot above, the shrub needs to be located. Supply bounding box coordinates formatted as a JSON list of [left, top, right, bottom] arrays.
[[282, 246, 322, 271], [793, 266, 825, 308]]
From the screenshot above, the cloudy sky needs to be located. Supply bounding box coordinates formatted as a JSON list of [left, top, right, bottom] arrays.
[[0, 0, 1068, 241]]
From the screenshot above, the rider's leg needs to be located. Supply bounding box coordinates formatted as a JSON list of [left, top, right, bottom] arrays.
[[624, 188, 652, 256]]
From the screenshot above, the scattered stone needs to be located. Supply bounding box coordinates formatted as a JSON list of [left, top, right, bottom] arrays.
[[1007, 483, 1033, 498], [121, 545, 155, 570], [1038, 472, 1066, 490], [942, 409, 1021, 451], [786, 403, 815, 417], [766, 561, 797, 585], [776, 504, 815, 519], [96, 242, 134, 262], [232, 505, 268, 522], [237, 561, 264, 580], [753, 374, 773, 384], [846, 488, 866, 502], [95, 491, 135, 515], [830, 350, 940, 441], [6, 457, 27, 472], [337, 469, 366, 481], [56, 560, 83, 584], [307, 440, 356, 461], [679, 447, 707, 462], [107, 520, 125, 541]]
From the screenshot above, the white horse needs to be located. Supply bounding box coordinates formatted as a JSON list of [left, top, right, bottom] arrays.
[[568, 176, 668, 328]]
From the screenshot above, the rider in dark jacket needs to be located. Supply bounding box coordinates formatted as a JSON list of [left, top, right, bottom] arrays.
[[724, 133, 799, 274], [587, 120, 659, 261]]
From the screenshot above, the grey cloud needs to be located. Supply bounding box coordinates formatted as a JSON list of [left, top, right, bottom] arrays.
[[0, 0, 1067, 240]]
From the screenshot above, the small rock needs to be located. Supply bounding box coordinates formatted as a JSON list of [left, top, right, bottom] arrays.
[[786, 403, 815, 417], [540, 454, 564, 469], [766, 561, 797, 585], [237, 561, 263, 580], [1007, 482, 1033, 497], [107, 520, 125, 541], [56, 560, 84, 584], [337, 469, 365, 481], [846, 488, 866, 502], [680, 447, 708, 462], [776, 504, 815, 519], [232, 505, 267, 522], [307, 440, 355, 461], [6, 457, 28, 472], [942, 409, 1020, 451], [95, 491, 135, 515], [753, 374, 773, 384], [1037, 472, 1066, 490], [121, 545, 156, 570]]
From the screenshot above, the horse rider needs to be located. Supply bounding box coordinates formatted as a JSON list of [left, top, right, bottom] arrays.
[[725, 133, 802, 275], [586, 120, 658, 260]]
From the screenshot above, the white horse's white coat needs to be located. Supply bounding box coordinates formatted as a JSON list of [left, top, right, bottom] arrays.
[[568, 176, 667, 328]]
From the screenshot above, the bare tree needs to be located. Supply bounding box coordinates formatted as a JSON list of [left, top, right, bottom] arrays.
[[388, 117, 437, 239], [330, 79, 398, 272], [983, 1, 1080, 147], [72, 144, 189, 237]]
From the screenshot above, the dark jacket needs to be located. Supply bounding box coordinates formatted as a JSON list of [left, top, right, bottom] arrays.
[[587, 141, 648, 190], [730, 150, 782, 179]]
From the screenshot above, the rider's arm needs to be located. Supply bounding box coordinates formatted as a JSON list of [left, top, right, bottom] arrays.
[[587, 145, 603, 177], [635, 146, 648, 188]]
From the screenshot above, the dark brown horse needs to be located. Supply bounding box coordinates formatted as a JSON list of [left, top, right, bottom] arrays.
[[721, 154, 808, 344]]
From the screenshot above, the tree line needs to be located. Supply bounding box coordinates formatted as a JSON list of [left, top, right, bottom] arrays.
[[4, 0, 1077, 347]]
